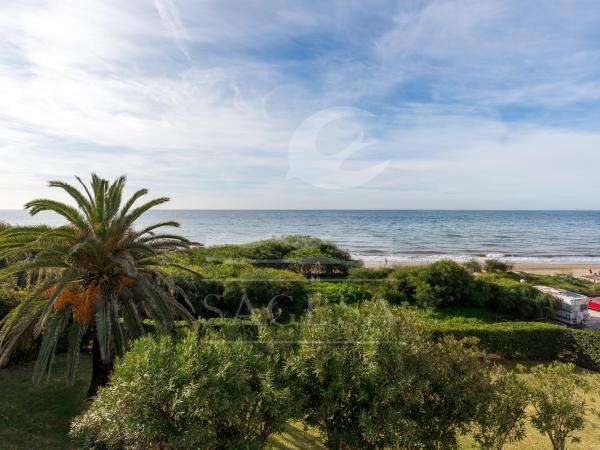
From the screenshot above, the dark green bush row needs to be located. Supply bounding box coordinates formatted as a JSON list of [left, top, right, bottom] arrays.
[[430, 321, 600, 371], [349, 261, 556, 320]]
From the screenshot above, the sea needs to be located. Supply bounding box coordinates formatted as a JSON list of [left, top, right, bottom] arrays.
[[1, 210, 600, 265]]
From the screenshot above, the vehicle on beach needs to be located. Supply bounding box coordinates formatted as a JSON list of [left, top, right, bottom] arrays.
[[589, 297, 600, 312], [534, 286, 590, 326]]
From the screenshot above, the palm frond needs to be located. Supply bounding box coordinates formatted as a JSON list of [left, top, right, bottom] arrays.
[[32, 308, 68, 385], [0, 174, 195, 383], [66, 322, 85, 385]]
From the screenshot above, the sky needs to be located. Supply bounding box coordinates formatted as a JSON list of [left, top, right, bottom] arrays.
[[1, 0, 600, 209]]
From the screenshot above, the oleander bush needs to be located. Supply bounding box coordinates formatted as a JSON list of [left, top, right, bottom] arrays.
[[71, 323, 294, 450], [289, 300, 491, 450], [529, 362, 594, 450], [472, 367, 530, 450]]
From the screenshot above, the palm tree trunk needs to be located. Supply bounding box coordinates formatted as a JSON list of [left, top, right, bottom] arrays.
[[86, 336, 113, 398]]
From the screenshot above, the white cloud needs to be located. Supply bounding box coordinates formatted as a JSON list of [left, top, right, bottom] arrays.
[[0, 0, 600, 209]]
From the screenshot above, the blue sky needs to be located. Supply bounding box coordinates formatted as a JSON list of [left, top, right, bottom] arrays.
[[1, 0, 600, 209]]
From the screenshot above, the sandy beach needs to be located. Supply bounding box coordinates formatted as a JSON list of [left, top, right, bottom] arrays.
[[511, 263, 599, 276], [365, 261, 600, 277]]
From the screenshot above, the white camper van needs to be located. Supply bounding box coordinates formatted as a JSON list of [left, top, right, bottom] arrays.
[[534, 286, 590, 326]]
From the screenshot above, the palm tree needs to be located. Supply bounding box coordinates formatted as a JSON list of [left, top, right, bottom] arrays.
[[0, 174, 194, 396]]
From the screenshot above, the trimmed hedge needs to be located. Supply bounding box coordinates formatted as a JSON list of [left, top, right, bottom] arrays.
[[429, 321, 570, 361], [430, 321, 600, 371], [570, 329, 600, 371], [145, 316, 600, 372]]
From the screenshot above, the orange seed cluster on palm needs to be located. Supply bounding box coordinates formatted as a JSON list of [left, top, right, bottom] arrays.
[[48, 282, 101, 324], [117, 275, 135, 294]]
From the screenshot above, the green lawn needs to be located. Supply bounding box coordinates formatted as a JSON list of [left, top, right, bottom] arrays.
[[1, 356, 599, 449], [0, 355, 91, 449], [417, 306, 499, 324]]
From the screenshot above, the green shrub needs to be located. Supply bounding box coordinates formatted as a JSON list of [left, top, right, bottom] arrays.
[[476, 280, 556, 320], [347, 266, 394, 281], [238, 267, 306, 317], [178, 235, 355, 279], [428, 320, 600, 370], [429, 321, 570, 361], [167, 263, 307, 319], [529, 362, 593, 450], [464, 259, 483, 274], [472, 368, 529, 450], [307, 282, 373, 305], [414, 260, 475, 308], [71, 324, 293, 449], [484, 259, 512, 274], [352, 263, 553, 320], [523, 273, 598, 297], [373, 265, 421, 304], [290, 301, 490, 449], [278, 235, 352, 261], [284, 247, 354, 278], [373, 261, 488, 309]]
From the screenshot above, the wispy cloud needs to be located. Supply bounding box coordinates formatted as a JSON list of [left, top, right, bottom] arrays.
[[0, 0, 600, 208], [153, 0, 191, 60]]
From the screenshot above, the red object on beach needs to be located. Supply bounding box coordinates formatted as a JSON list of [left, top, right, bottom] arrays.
[[588, 297, 600, 311]]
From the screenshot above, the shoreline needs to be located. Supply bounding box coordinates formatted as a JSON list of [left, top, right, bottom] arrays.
[[363, 261, 599, 276]]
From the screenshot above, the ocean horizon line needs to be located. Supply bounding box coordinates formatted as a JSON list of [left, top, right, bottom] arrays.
[[3, 208, 600, 212]]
